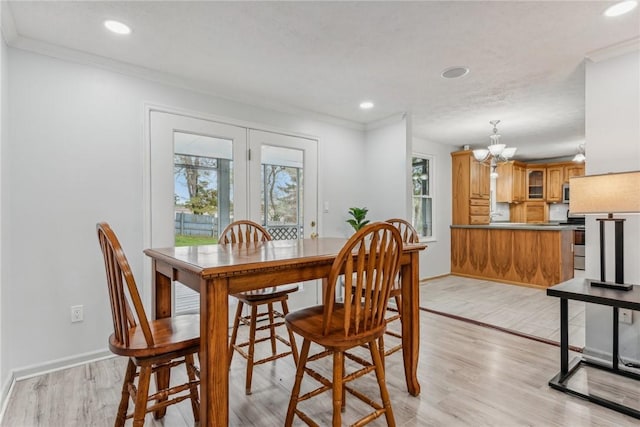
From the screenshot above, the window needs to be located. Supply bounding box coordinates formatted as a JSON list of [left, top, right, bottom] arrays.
[[411, 155, 434, 240]]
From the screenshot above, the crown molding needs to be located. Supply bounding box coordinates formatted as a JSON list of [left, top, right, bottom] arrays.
[[0, 0, 18, 45], [586, 37, 640, 63], [6, 33, 365, 132], [364, 112, 407, 132]]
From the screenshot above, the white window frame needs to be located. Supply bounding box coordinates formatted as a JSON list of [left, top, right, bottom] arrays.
[[411, 153, 436, 242]]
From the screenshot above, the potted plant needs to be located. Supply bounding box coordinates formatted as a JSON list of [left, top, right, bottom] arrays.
[[346, 207, 369, 231]]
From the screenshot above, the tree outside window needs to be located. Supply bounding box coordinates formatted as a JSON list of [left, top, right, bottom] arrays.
[[412, 156, 433, 239]]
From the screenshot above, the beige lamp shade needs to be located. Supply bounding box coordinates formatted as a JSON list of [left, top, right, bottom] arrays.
[[569, 171, 640, 214]]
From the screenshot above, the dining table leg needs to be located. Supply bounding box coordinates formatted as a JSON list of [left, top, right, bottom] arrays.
[[200, 277, 230, 426], [152, 261, 172, 418], [401, 251, 421, 396]]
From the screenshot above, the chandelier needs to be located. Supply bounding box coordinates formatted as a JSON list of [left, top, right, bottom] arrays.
[[472, 120, 517, 164], [572, 143, 585, 163]]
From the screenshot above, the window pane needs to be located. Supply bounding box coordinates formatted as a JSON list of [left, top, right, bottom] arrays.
[[411, 156, 433, 239], [261, 145, 304, 240], [174, 132, 233, 246], [412, 196, 432, 238]]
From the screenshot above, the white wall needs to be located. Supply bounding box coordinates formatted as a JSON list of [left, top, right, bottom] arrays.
[[413, 136, 455, 279], [364, 117, 409, 223], [584, 50, 640, 362], [1, 47, 367, 379], [0, 5, 7, 404]]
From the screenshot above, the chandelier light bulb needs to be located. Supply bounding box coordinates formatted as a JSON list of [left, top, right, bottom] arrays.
[[472, 119, 516, 165]]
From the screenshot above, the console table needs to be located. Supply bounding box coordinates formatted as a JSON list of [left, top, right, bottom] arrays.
[[547, 279, 640, 419]]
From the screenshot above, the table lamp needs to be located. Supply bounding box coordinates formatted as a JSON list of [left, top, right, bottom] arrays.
[[569, 171, 640, 291]]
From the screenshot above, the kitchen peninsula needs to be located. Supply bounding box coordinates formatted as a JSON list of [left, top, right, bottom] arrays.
[[451, 223, 574, 287], [451, 150, 581, 288]]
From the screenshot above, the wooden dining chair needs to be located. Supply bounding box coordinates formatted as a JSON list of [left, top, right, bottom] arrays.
[[284, 222, 403, 426], [220, 220, 299, 395], [96, 222, 200, 427], [382, 218, 420, 358]]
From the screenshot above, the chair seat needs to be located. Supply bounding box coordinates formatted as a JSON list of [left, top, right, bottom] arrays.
[[285, 304, 386, 350], [109, 314, 200, 358], [233, 284, 299, 302]]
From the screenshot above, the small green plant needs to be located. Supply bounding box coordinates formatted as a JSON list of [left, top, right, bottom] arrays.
[[346, 207, 370, 231]]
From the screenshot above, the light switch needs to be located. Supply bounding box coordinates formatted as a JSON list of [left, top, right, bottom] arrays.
[[323, 201, 329, 213]]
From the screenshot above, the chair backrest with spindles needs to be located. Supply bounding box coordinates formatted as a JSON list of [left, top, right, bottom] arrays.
[[324, 222, 402, 337], [97, 222, 154, 348], [385, 218, 419, 244], [219, 220, 272, 244]]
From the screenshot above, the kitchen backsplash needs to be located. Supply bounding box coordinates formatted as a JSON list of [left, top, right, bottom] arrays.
[[493, 203, 511, 221], [492, 202, 569, 222], [549, 203, 569, 221]]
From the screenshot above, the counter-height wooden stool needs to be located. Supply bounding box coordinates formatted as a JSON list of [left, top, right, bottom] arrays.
[[96, 222, 200, 427], [382, 218, 420, 358], [284, 222, 403, 426], [220, 220, 299, 395]]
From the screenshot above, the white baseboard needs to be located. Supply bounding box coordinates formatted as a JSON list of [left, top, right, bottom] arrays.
[[0, 373, 16, 424], [583, 346, 640, 367], [13, 348, 114, 381], [0, 349, 114, 424]]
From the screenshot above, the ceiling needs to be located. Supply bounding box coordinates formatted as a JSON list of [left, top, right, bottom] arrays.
[[3, 1, 639, 160]]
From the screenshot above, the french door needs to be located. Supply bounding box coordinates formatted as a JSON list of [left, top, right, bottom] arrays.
[[147, 111, 318, 314]]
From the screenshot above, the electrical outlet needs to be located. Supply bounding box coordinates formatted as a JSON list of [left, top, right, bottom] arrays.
[[620, 308, 633, 325], [71, 305, 83, 323]]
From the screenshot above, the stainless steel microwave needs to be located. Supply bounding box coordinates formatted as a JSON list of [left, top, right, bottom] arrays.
[[562, 183, 570, 203]]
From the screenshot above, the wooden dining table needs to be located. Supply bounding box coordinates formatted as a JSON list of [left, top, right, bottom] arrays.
[[144, 237, 427, 426]]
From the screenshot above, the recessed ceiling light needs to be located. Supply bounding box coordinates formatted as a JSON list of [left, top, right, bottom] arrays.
[[604, 0, 638, 17], [104, 20, 131, 35], [441, 66, 470, 79], [359, 101, 374, 109]]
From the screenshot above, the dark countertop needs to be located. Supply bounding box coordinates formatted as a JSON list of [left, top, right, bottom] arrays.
[[451, 222, 579, 231]]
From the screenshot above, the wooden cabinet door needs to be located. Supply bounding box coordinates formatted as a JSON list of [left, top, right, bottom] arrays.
[[496, 163, 513, 202], [480, 163, 490, 198], [469, 159, 482, 199], [451, 151, 471, 225], [514, 164, 526, 202], [527, 168, 545, 200], [525, 201, 548, 223], [546, 166, 564, 202], [565, 164, 585, 181]]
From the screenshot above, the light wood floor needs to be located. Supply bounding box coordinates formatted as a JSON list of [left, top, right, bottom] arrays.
[[2, 308, 638, 426], [421, 274, 586, 348]]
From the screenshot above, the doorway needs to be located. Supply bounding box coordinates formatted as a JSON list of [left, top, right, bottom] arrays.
[[147, 110, 319, 315]]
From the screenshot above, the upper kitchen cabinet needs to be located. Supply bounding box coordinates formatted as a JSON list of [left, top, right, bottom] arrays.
[[546, 164, 564, 202], [470, 158, 490, 199], [496, 161, 526, 203], [526, 167, 546, 200], [547, 162, 585, 202], [565, 164, 585, 181], [452, 150, 490, 225]]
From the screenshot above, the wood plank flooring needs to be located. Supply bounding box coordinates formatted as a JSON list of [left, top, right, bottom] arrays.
[[421, 274, 586, 348], [2, 308, 637, 426]]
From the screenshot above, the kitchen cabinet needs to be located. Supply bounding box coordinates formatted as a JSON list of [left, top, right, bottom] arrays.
[[546, 165, 564, 202], [451, 150, 490, 225], [509, 201, 549, 223], [565, 164, 585, 182], [547, 162, 585, 203], [451, 225, 574, 287], [496, 161, 526, 203], [526, 167, 546, 200], [470, 160, 490, 199]]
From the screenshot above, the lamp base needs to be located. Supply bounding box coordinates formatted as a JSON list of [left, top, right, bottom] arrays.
[[587, 279, 633, 291]]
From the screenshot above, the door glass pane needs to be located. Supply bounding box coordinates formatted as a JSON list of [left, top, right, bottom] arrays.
[[260, 145, 303, 240], [174, 132, 233, 313], [174, 132, 233, 245]]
